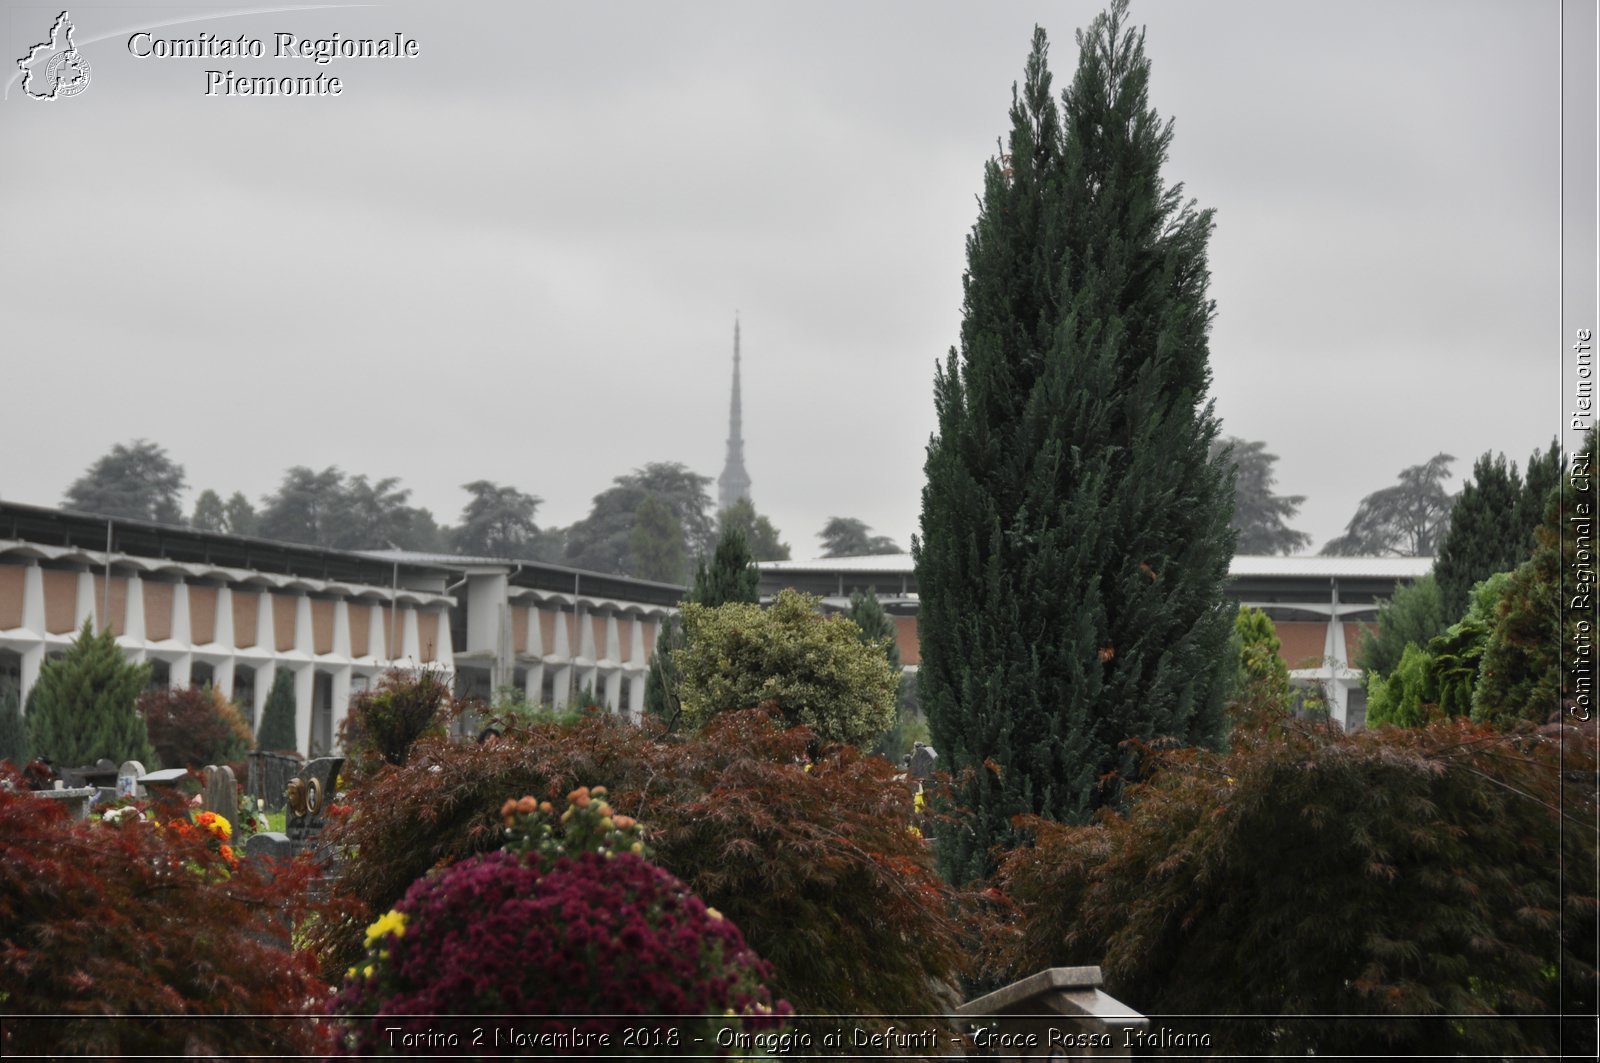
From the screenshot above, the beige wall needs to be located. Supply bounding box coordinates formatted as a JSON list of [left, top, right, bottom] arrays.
[[144, 581, 173, 641], [311, 599, 335, 655], [232, 589, 258, 647], [349, 605, 371, 658], [190, 585, 218, 645], [417, 611, 440, 662], [41, 569, 77, 634], [0, 567, 23, 629], [272, 593, 297, 651]]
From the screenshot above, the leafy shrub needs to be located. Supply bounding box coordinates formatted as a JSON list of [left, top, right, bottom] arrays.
[[140, 684, 252, 770], [991, 704, 1598, 1058], [339, 668, 450, 774], [327, 848, 787, 1056], [0, 770, 332, 1056], [313, 710, 976, 1032], [676, 589, 898, 748]]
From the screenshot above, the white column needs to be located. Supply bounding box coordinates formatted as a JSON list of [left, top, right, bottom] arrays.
[[603, 667, 622, 713], [253, 660, 276, 735], [526, 604, 544, 657], [20, 645, 43, 709], [434, 606, 455, 671], [293, 665, 314, 757], [331, 665, 352, 751], [603, 612, 621, 663], [578, 606, 596, 660], [123, 573, 146, 661], [627, 670, 646, 719], [294, 593, 313, 656], [169, 582, 192, 687], [254, 590, 275, 650], [20, 564, 44, 634], [551, 605, 570, 657], [399, 607, 419, 662], [214, 586, 236, 699], [332, 599, 352, 657], [369, 602, 390, 662], [214, 587, 235, 649], [628, 616, 647, 667], [74, 570, 97, 632]]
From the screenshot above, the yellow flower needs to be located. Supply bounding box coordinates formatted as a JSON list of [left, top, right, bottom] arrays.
[[706, 907, 723, 921], [362, 965, 375, 979], [363, 909, 409, 949], [346, 966, 357, 980], [907, 824, 923, 839]]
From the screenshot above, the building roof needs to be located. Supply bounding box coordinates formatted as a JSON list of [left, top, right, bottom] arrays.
[[759, 553, 1436, 578], [0, 501, 685, 607], [758, 552, 1436, 609]]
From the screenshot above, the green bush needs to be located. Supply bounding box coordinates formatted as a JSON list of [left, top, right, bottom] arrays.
[[676, 589, 898, 748], [26, 621, 152, 767]]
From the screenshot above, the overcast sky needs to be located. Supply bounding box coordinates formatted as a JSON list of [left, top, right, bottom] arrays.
[[0, 0, 1582, 559]]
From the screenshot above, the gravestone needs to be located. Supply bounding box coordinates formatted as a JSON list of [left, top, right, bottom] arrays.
[[247, 751, 302, 813], [285, 756, 343, 844], [907, 742, 939, 780], [35, 785, 98, 821], [202, 764, 239, 829], [243, 831, 300, 862], [117, 760, 147, 800], [139, 767, 194, 820], [955, 966, 1148, 1061]]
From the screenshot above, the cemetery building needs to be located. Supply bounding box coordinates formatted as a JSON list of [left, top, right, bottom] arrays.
[[757, 552, 1436, 732], [0, 501, 682, 757]]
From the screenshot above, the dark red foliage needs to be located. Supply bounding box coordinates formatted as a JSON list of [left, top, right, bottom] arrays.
[[314, 710, 982, 1038], [139, 684, 251, 771], [328, 850, 788, 1056], [0, 772, 333, 1056], [991, 702, 1599, 1058]]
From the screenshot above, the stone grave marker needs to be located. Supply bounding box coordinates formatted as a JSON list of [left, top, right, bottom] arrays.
[[908, 741, 939, 780], [117, 760, 147, 800], [203, 764, 239, 829]]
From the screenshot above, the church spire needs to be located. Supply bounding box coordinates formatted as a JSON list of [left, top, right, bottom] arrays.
[[717, 313, 752, 514]]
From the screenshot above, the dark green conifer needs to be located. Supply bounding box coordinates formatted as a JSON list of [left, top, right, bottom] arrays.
[[689, 525, 759, 608], [915, 4, 1235, 882], [25, 621, 153, 767], [255, 670, 299, 753], [1434, 444, 1556, 619], [0, 687, 28, 766]]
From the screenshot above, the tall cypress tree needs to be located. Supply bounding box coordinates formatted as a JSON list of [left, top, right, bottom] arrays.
[[916, 4, 1235, 883], [255, 670, 299, 754]]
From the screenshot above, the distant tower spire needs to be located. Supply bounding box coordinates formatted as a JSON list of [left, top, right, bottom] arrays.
[[717, 313, 752, 514]]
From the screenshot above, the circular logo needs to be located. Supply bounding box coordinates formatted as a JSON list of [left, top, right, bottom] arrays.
[[45, 49, 91, 98]]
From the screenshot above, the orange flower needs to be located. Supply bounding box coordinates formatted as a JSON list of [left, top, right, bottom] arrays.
[[516, 796, 539, 815]]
